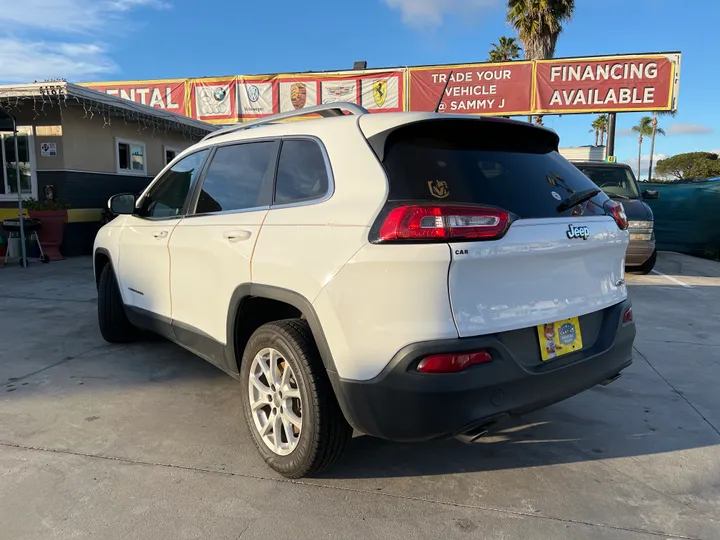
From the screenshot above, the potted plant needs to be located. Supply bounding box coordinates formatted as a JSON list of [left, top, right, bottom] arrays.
[[23, 198, 69, 261]]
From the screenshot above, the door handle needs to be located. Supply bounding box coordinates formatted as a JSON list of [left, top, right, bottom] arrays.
[[153, 230, 168, 239], [224, 230, 252, 242]]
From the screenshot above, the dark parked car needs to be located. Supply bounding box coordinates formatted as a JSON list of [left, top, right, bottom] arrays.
[[573, 161, 659, 274]]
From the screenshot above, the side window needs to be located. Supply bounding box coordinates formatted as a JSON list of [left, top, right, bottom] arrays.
[[195, 141, 277, 214], [138, 150, 209, 218], [274, 140, 330, 205]]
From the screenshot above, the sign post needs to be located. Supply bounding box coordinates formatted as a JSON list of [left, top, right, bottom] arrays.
[[0, 108, 28, 268], [607, 112, 617, 161]]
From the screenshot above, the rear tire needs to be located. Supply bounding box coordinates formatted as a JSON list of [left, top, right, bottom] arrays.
[[629, 249, 657, 275], [240, 319, 352, 478], [97, 264, 138, 343]]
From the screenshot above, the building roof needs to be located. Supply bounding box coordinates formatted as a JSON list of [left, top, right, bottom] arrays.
[[0, 81, 216, 138]]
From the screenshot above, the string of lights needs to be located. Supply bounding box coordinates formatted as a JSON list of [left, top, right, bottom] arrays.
[[0, 82, 213, 140]]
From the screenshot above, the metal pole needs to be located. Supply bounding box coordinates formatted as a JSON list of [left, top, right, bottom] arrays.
[[607, 113, 617, 160], [13, 123, 27, 268]]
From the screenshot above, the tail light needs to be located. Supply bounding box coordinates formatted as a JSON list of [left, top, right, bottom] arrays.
[[605, 201, 628, 230], [377, 205, 511, 243], [417, 351, 493, 373]]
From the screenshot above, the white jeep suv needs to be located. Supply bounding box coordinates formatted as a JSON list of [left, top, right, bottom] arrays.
[[94, 103, 636, 478]]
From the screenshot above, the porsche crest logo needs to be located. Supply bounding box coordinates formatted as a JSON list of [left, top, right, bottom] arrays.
[[291, 83, 307, 109], [428, 180, 450, 199], [373, 80, 387, 107]]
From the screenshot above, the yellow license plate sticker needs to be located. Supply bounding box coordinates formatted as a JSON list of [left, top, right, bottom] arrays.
[[537, 317, 583, 361]]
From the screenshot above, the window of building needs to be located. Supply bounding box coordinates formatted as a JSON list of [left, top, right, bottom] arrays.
[[274, 140, 330, 205], [0, 129, 36, 199], [137, 150, 210, 218], [164, 146, 180, 166], [116, 138, 146, 175], [195, 141, 278, 214]]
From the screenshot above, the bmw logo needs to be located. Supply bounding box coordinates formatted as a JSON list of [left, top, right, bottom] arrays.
[[213, 88, 227, 101], [246, 85, 260, 103]]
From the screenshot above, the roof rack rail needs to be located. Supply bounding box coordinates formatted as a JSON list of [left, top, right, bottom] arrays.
[[201, 102, 369, 142]]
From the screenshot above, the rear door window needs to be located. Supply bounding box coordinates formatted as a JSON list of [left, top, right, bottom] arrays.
[[194, 141, 278, 214], [379, 120, 609, 218], [274, 139, 330, 205]]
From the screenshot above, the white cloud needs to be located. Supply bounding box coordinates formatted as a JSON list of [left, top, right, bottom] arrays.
[[0, 0, 167, 33], [107, 0, 170, 12], [621, 153, 669, 181], [617, 128, 634, 137], [383, 0, 500, 28], [0, 39, 115, 83], [666, 123, 713, 135], [0, 0, 167, 83]]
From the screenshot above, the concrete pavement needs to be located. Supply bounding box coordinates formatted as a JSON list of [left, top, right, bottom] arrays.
[[1, 253, 719, 539]]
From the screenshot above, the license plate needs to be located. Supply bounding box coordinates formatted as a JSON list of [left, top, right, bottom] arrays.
[[537, 317, 583, 361]]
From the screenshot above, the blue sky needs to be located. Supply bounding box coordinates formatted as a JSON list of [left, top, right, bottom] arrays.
[[0, 0, 716, 178]]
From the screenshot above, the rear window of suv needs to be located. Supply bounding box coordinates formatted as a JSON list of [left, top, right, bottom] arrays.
[[378, 119, 609, 218]]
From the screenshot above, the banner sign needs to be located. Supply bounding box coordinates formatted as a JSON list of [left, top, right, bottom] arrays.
[[188, 77, 237, 123], [81, 52, 679, 123], [408, 62, 533, 115], [81, 79, 186, 115], [534, 54, 677, 114], [182, 71, 403, 123]]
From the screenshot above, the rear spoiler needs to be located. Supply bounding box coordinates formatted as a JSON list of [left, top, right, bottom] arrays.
[[361, 116, 561, 162]]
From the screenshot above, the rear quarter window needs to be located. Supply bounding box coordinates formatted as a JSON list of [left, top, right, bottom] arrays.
[[378, 119, 609, 219]]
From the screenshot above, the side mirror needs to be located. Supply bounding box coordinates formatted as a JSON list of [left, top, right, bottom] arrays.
[[642, 189, 659, 200], [108, 193, 137, 215]]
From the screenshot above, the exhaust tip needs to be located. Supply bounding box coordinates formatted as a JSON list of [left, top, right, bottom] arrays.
[[455, 414, 510, 444], [600, 373, 622, 387], [456, 428, 488, 445]]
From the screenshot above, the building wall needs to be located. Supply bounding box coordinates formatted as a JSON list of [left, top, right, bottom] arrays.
[[559, 146, 608, 162], [61, 106, 193, 176], [3, 107, 65, 172], [2, 103, 204, 257]]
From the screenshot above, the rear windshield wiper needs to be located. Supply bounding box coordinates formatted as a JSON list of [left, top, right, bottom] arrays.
[[556, 188, 601, 213]]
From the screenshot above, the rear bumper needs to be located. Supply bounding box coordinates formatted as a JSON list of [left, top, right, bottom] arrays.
[[626, 239, 655, 267], [331, 299, 635, 442]]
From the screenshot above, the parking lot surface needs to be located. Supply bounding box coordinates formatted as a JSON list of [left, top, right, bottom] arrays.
[[1, 252, 719, 540]]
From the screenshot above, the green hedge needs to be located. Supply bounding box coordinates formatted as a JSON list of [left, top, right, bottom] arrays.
[[644, 179, 720, 258]]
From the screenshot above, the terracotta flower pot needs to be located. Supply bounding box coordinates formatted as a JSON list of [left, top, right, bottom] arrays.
[[28, 210, 67, 261]]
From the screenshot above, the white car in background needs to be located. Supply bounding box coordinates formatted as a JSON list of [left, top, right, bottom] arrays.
[[94, 103, 636, 478]]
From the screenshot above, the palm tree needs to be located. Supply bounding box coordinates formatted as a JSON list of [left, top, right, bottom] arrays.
[[588, 115, 609, 147], [631, 116, 658, 180], [647, 111, 674, 181], [596, 114, 609, 146], [487, 36, 522, 62], [589, 119, 600, 147], [507, 0, 575, 126]]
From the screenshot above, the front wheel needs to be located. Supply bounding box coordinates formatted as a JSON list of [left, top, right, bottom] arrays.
[[629, 249, 657, 275], [240, 319, 352, 478], [97, 264, 139, 343]]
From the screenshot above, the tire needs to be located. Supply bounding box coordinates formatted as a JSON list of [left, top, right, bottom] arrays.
[[97, 264, 138, 343], [629, 249, 657, 275], [240, 319, 352, 478]]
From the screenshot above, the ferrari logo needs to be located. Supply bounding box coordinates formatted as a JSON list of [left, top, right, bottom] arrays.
[[291, 83, 307, 110], [428, 180, 450, 199], [373, 80, 387, 107]]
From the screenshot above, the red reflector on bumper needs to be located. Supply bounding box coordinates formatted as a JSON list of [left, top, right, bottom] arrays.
[[417, 351, 492, 374], [623, 307, 633, 324]]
